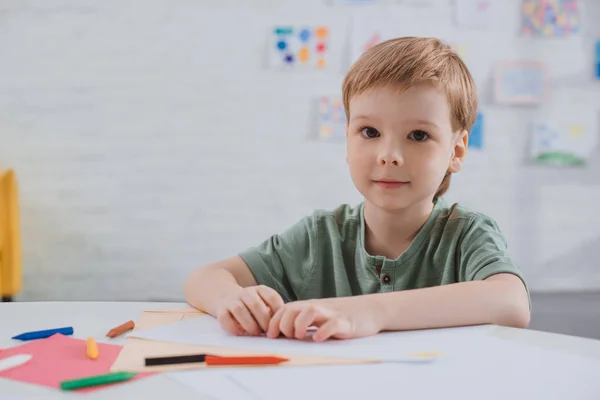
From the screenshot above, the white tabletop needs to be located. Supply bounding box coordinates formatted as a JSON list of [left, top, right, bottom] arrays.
[[2, 301, 600, 399]]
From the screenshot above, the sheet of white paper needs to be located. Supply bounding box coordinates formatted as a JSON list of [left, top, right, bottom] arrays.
[[330, 0, 380, 4], [130, 314, 493, 361], [454, 0, 495, 29], [397, 0, 450, 7], [349, 11, 401, 64], [167, 369, 260, 400], [530, 95, 598, 163], [185, 336, 600, 400]]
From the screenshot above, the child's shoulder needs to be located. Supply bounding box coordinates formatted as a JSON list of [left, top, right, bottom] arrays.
[[434, 198, 504, 235]]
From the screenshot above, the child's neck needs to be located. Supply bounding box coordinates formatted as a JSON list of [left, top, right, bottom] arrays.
[[363, 198, 435, 260]]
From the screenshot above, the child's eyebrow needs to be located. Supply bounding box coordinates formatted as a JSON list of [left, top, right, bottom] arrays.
[[405, 119, 440, 129], [350, 115, 441, 129], [349, 114, 372, 122]]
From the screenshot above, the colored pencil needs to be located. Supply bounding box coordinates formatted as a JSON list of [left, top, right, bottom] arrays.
[[60, 371, 137, 391], [145, 354, 208, 366], [11, 326, 74, 341], [106, 320, 135, 338], [204, 355, 289, 366]]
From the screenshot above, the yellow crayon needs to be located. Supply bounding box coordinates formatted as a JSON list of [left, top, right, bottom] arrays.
[[86, 337, 99, 360]]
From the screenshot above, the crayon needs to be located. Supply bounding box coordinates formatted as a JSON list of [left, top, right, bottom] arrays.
[[106, 320, 135, 338], [60, 371, 137, 391], [86, 337, 99, 359], [12, 327, 74, 341]]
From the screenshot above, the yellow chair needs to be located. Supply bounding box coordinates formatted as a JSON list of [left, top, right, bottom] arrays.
[[0, 169, 22, 301]]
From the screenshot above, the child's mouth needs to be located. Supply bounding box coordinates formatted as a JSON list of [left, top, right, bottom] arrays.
[[373, 180, 409, 189]]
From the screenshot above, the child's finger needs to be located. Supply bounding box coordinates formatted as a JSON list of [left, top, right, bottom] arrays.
[[256, 286, 284, 315], [293, 306, 322, 340], [313, 318, 347, 342], [217, 310, 245, 336], [241, 291, 271, 332], [228, 300, 262, 336], [266, 307, 284, 338], [279, 307, 301, 338]]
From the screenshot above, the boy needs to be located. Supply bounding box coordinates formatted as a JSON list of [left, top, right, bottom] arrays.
[[184, 37, 530, 342]]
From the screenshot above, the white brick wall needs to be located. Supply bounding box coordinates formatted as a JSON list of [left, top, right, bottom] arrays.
[[0, 0, 598, 300]]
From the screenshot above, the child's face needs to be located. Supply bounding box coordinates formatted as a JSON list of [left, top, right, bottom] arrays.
[[345, 82, 467, 212]]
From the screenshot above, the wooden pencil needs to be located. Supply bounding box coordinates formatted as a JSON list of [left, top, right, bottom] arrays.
[[205, 355, 289, 366]]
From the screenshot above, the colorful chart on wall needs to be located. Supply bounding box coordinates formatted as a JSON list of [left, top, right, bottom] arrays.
[[521, 0, 580, 37], [469, 112, 484, 150], [317, 96, 346, 141], [530, 100, 598, 167], [493, 61, 548, 104], [595, 41, 600, 79], [269, 26, 329, 70]]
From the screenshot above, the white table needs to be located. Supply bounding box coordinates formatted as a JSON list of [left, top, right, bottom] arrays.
[[2, 301, 600, 399]]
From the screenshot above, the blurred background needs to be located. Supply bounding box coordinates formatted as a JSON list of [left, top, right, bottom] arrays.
[[0, 0, 598, 339]]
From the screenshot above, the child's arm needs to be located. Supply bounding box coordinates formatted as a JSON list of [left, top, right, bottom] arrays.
[[185, 214, 316, 336], [372, 272, 530, 331], [184, 256, 284, 335], [184, 256, 254, 315], [266, 273, 529, 341]]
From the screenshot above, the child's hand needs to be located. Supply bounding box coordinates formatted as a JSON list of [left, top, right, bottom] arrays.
[[216, 285, 284, 336], [265, 297, 382, 342]]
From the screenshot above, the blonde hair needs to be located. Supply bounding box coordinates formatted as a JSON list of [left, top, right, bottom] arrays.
[[342, 37, 478, 199]]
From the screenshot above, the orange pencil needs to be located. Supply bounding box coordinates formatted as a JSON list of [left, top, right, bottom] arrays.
[[86, 337, 99, 359], [106, 320, 135, 338], [205, 355, 289, 366]]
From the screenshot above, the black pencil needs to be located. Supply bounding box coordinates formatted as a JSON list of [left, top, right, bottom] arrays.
[[145, 354, 208, 366]]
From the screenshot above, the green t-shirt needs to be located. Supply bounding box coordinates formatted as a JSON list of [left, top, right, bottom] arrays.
[[239, 198, 529, 304]]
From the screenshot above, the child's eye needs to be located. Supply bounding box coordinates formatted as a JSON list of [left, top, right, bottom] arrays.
[[359, 127, 380, 138], [408, 130, 430, 142]]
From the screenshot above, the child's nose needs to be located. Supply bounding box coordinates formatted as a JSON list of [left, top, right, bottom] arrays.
[[377, 151, 403, 166]]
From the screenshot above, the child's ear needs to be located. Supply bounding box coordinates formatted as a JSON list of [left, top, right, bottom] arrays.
[[448, 129, 468, 173], [345, 123, 350, 164]]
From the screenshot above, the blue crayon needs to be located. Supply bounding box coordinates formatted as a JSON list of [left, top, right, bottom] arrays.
[[12, 326, 74, 341]]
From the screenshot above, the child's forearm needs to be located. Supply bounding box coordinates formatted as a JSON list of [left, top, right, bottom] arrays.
[[369, 274, 530, 331], [184, 267, 243, 316]]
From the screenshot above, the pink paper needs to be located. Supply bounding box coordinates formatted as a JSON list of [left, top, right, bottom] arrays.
[[0, 334, 155, 393]]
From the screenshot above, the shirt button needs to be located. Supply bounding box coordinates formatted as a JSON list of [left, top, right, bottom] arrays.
[[382, 274, 392, 284]]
